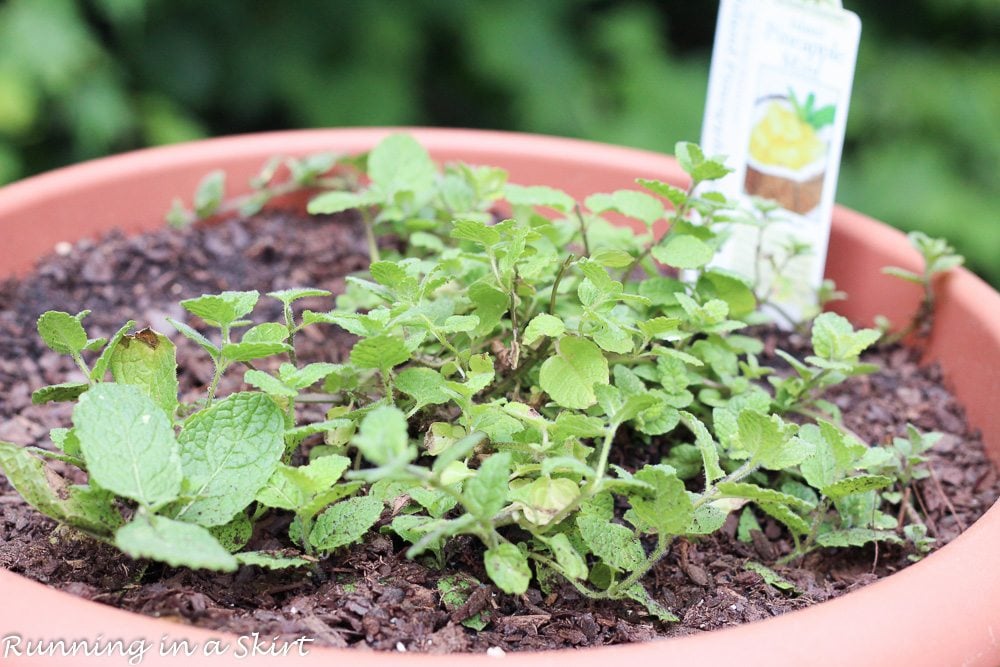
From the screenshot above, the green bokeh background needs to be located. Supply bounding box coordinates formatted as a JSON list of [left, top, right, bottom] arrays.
[[0, 0, 995, 284]]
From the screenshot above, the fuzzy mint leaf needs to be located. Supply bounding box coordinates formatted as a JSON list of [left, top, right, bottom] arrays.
[[816, 528, 902, 549], [307, 190, 377, 215], [539, 336, 609, 409], [267, 288, 332, 306], [585, 190, 664, 227], [715, 482, 814, 510], [236, 552, 312, 570], [484, 543, 532, 594], [737, 410, 805, 470], [589, 248, 635, 268], [463, 451, 511, 522], [540, 533, 588, 580], [172, 392, 285, 526], [350, 335, 411, 370], [193, 170, 225, 218], [109, 329, 178, 417], [396, 367, 450, 407], [352, 405, 416, 467], [180, 291, 259, 328], [821, 474, 893, 500], [811, 312, 880, 362], [451, 219, 501, 247], [652, 234, 713, 269], [0, 443, 120, 536], [368, 133, 436, 201], [309, 495, 384, 551], [31, 382, 89, 405], [73, 383, 182, 508], [244, 370, 297, 398], [116, 514, 237, 571], [91, 320, 136, 381], [680, 412, 724, 484], [522, 313, 565, 346], [577, 515, 645, 571], [167, 318, 219, 358], [504, 184, 575, 213], [629, 466, 693, 535], [37, 310, 89, 355], [221, 341, 292, 362]]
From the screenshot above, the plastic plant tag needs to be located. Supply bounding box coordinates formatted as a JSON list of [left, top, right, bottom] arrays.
[[700, 0, 861, 326]]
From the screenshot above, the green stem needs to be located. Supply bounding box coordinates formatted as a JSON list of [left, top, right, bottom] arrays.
[[361, 208, 380, 263]]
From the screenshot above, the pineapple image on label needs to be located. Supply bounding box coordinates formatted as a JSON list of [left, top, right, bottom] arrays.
[[744, 89, 835, 215]]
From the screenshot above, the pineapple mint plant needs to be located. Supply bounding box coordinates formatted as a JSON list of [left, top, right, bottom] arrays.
[[0, 133, 953, 622]]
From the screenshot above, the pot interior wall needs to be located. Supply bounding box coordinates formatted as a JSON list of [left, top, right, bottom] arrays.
[[0, 128, 996, 461]]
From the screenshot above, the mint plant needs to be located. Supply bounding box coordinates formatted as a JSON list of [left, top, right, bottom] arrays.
[[880, 231, 964, 344], [0, 134, 953, 622]]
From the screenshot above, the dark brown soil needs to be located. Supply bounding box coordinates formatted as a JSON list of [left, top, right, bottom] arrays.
[[1, 211, 997, 653]]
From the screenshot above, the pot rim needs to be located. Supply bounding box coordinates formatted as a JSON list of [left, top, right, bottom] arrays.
[[0, 128, 997, 667]]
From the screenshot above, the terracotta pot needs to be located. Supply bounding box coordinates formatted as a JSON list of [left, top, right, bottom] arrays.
[[0, 129, 997, 666]]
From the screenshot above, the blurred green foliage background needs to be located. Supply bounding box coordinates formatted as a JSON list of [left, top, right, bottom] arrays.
[[0, 0, 996, 284]]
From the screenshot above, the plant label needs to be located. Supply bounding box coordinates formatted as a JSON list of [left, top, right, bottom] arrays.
[[700, 0, 861, 326]]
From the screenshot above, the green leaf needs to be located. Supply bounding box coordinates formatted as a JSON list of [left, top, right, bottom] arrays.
[[31, 382, 89, 405], [585, 190, 664, 226], [811, 312, 881, 362], [307, 190, 376, 215], [255, 465, 312, 510], [468, 283, 509, 335], [697, 271, 757, 319], [630, 466, 694, 535], [451, 219, 501, 247], [116, 514, 237, 571], [221, 340, 293, 362], [716, 482, 814, 510], [73, 384, 182, 508], [821, 475, 894, 500], [0, 442, 117, 535], [208, 512, 253, 552], [744, 561, 800, 593], [173, 393, 285, 526], [37, 311, 88, 355], [577, 515, 645, 571], [540, 533, 588, 580], [280, 362, 341, 390], [510, 476, 580, 526], [91, 320, 137, 381], [241, 322, 289, 344], [816, 528, 902, 548], [193, 170, 225, 218], [622, 585, 680, 622], [244, 370, 297, 398], [267, 287, 332, 305], [463, 452, 511, 521], [109, 329, 179, 417], [236, 552, 312, 570], [352, 405, 415, 467], [166, 318, 219, 358], [652, 234, 713, 269], [309, 495, 384, 551], [590, 248, 635, 268], [483, 543, 532, 594], [539, 336, 609, 409], [437, 575, 491, 630], [396, 367, 450, 407], [505, 184, 575, 212], [181, 291, 259, 328], [349, 335, 411, 370], [758, 502, 810, 536], [522, 313, 565, 346], [368, 133, 436, 199], [680, 412, 725, 483], [737, 410, 804, 470]]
